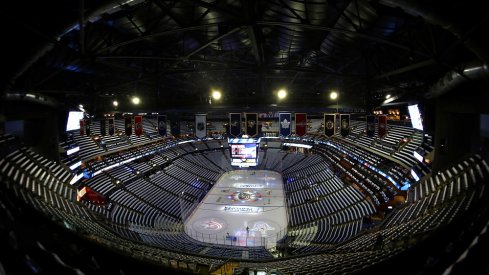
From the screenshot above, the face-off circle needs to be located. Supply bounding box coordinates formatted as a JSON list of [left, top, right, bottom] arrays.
[[193, 217, 227, 232], [229, 190, 262, 202]]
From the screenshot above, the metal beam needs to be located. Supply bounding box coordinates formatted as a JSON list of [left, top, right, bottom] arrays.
[[95, 55, 255, 67], [256, 21, 431, 57], [278, 0, 305, 22], [96, 23, 221, 53], [183, 27, 243, 59], [126, 15, 145, 35], [153, 0, 185, 27], [180, 0, 241, 18], [79, 0, 86, 55], [247, 26, 265, 67], [375, 59, 436, 79]]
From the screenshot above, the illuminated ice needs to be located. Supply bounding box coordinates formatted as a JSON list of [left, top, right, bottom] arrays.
[[184, 170, 287, 248]]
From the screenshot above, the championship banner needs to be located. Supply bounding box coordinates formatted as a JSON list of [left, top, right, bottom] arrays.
[[100, 119, 106, 136], [125, 116, 132, 136], [366, 115, 375, 137], [85, 119, 91, 136], [229, 113, 242, 137], [295, 113, 307, 137], [157, 115, 167, 136], [245, 113, 258, 137], [340, 114, 350, 137], [108, 118, 115, 136], [379, 115, 387, 137], [324, 114, 335, 137], [134, 116, 143, 136], [79, 119, 85, 136], [279, 113, 291, 137], [195, 114, 207, 138]]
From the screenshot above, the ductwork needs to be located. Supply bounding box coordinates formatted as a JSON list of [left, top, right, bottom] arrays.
[[425, 61, 489, 99], [379, 0, 489, 99], [379, 0, 489, 63]]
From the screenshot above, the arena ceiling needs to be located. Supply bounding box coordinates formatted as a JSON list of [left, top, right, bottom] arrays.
[[2, 0, 489, 113]]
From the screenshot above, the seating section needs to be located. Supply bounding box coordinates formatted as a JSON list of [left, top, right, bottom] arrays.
[[1, 132, 488, 274], [62, 116, 167, 162]]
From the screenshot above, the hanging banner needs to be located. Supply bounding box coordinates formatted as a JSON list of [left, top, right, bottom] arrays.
[[229, 113, 242, 137], [295, 113, 307, 137], [125, 116, 132, 136], [108, 118, 115, 136], [85, 119, 91, 136], [195, 114, 207, 138], [379, 115, 387, 137], [279, 113, 291, 137], [100, 119, 106, 136], [79, 119, 85, 136], [157, 115, 167, 136], [324, 114, 335, 137], [134, 116, 143, 136], [245, 113, 258, 137], [367, 115, 375, 137], [170, 114, 180, 136], [340, 114, 350, 137]]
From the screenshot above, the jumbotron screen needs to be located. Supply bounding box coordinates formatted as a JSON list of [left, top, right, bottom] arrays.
[[229, 138, 258, 167]]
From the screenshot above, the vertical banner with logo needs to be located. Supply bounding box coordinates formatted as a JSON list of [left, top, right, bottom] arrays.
[[245, 113, 258, 137], [340, 114, 350, 137], [324, 114, 335, 137], [378, 115, 387, 137], [229, 113, 242, 137], [108, 118, 115, 136], [125, 116, 132, 136], [195, 114, 207, 138], [157, 115, 167, 136], [279, 113, 291, 137], [100, 119, 106, 136], [295, 113, 307, 136], [366, 115, 375, 137], [85, 119, 91, 136], [335, 113, 341, 134], [170, 114, 180, 136], [134, 116, 143, 136], [79, 119, 85, 136]]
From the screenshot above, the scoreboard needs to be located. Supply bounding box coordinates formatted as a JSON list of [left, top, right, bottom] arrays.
[[229, 138, 259, 167]]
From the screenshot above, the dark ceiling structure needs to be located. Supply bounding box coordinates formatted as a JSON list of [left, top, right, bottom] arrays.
[[2, 0, 489, 113]]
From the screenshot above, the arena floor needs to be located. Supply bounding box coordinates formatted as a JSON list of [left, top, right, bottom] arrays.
[[184, 170, 287, 248]]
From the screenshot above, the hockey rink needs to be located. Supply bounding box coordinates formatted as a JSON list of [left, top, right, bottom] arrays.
[[184, 170, 287, 248]]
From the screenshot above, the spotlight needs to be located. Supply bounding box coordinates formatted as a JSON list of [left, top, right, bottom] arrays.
[[113, 100, 119, 107], [330, 91, 338, 100], [385, 94, 391, 99], [212, 90, 222, 100], [277, 89, 287, 99], [132, 97, 140, 105]]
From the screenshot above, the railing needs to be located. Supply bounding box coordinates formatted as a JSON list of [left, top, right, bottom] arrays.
[[183, 224, 287, 249]]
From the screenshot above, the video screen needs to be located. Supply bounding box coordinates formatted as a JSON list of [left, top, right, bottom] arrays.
[[231, 143, 257, 159], [230, 143, 257, 167], [66, 111, 84, 131], [408, 104, 423, 130]]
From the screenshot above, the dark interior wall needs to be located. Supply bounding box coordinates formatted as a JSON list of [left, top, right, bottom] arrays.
[[2, 99, 65, 162], [23, 116, 59, 161], [432, 84, 489, 172], [433, 109, 479, 172]]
